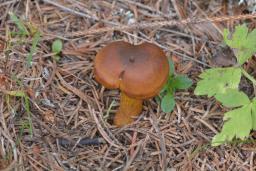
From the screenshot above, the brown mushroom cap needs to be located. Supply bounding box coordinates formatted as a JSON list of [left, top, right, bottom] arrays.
[[94, 41, 169, 99]]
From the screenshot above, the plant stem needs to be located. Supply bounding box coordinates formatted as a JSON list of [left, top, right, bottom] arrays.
[[241, 68, 256, 86]]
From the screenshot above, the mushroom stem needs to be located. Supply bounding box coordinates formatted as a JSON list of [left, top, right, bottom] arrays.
[[114, 92, 143, 127]]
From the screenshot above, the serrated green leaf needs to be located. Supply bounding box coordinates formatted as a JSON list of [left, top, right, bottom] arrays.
[[246, 29, 256, 50], [235, 28, 256, 64], [212, 104, 252, 146], [172, 75, 192, 89], [215, 89, 250, 108], [224, 24, 248, 49], [223, 24, 256, 65], [236, 49, 254, 65], [161, 92, 175, 113], [194, 67, 241, 97], [52, 39, 63, 54]]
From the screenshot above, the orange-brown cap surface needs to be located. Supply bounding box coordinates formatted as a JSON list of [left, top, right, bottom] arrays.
[[94, 41, 169, 99]]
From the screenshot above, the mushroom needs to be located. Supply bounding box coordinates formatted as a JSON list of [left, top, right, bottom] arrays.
[[94, 41, 169, 127]]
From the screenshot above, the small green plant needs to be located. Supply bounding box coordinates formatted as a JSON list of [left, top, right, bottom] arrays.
[[51, 39, 63, 61], [5, 90, 33, 137], [9, 12, 29, 36], [9, 12, 41, 66], [27, 31, 41, 66], [195, 24, 256, 146], [159, 60, 192, 112]]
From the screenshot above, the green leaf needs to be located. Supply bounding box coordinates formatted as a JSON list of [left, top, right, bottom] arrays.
[[236, 28, 256, 64], [223, 24, 248, 49], [194, 67, 241, 97], [9, 12, 29, 36], [215, 89, 250, 108], [27, 31, 41, 66], [212, 104, 252, 146], [223, 24, 256, 65], [236, 49, 254, 65], [161, 92, 175, 113], [159, 83, 168, 97], [246, 29, 256, 50], [168, 59, 175, 75], [172, 75, 192, 90], [52, 39, 63, 54], [251, 99, 256, 130]]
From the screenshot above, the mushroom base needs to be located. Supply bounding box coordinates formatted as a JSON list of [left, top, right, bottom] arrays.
[[114, 92, 143, 127]]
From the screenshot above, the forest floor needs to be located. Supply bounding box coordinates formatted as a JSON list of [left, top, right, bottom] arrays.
[[1, 0, 256, 170]]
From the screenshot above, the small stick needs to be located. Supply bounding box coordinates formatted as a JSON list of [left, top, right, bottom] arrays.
[[69, 13, 256, 36], [150, 112, 167, 171], [58, 137, 105, 146]]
